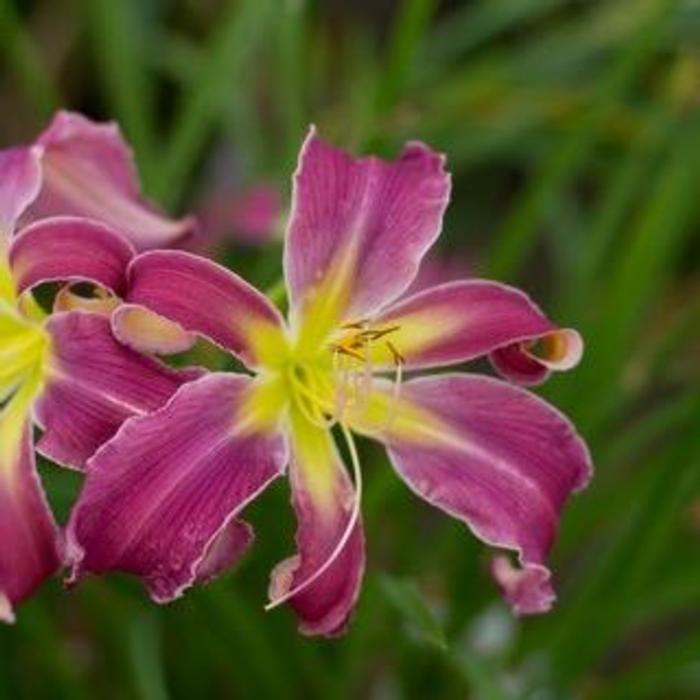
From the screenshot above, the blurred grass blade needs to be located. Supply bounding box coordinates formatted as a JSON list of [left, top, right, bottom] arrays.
[[419, 0, 564, 82], [597, 628, 700, 700], [380, 574, 447, 651], [549, 393, 700, 683], [0, 0, 59, 119], [127, 614, 170, 700], [276, 0, 307, 169], [571, 111, 700, 435], [201, 587, 294, 699], [374, 0, 437, 116], [558, 109, 674, 319], [17, 602, 89, 700], [600, 391, 697, 469], [379, 576, 512, 699], [83, 0, 158, 190], [153, 0, 274, 207], [486, 0, 678, 281]]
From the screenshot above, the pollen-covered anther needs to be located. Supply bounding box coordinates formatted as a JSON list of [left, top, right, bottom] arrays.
[[331, 320, 402, 366]]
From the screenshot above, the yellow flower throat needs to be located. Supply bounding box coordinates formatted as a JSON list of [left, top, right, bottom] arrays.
[[246, 317, 405, 434]]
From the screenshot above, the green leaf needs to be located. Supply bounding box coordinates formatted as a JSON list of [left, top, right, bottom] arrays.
[[83, 0, 159, 190], [379, 574, 448, 651], [0, 0, 59, 118], [486, 0, 678, 281], [153, 0, 275, 207]]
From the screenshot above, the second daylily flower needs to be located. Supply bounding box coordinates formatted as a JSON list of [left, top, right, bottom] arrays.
[[0, 148, 199, 622], [12, 111, 196, 251], [68, 129, 592, 636]]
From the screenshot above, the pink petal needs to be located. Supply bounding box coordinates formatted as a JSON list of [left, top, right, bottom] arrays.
[[0, 424, 61, 622], [269, 413, 365, 637], [124, 250, 284, 366], [10, 217, 135, 296], [66, 374, 287, 603], [35, 312, 202, 469], [374, 280, 582, 379], [25, 111, 196, 250], [372, 374, 592, 615], [0, 147, 42, 234], [284, 127, 450, 323]]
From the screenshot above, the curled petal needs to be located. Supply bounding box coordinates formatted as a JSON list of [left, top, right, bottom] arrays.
[[53, 285, 120, 316], [350, 374, 592, 615], [0, 422, 60, 622], [490, 329, 583, 386], [25, 111, 195, 250], [0, 146, 42, 235], [66, 374, 288, 603], [284, 127, 450, 335], [269, 409, 365, 637], [112, 304, 196, 355], [125, 250, 285, 366], [373, 280, 582, 380], [10, 217, 134, 296], [36, 312, 202, 469]]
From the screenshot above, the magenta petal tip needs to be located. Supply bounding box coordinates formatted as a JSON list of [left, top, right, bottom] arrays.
[[491, 556, 556, 616], [26, 110, 196, 250], [0, 593, 15, 624]]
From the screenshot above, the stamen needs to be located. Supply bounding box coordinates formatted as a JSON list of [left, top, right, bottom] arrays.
[[386, 340, 405, 366], [264, 421, 363, 612], [358, 326, 400, 342], [328, 321, 405, 429], [330, 343, 365, 362], [340, 319, 368, 330], [384, 341, 404, 431], [332, 349, 350, 421], [288, 366, 337, 429], [360, 328, 373, 406]]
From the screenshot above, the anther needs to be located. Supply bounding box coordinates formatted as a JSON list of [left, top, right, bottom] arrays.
[[386, 340, 405, 366]]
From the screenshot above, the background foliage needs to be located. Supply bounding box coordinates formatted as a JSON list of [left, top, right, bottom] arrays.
[[1, 0, 699, 697]]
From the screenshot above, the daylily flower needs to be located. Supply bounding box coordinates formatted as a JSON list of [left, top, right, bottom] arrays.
[[68, 129, 592, 636], [0, 149, 199, 622], [13, 111, 196, 250]]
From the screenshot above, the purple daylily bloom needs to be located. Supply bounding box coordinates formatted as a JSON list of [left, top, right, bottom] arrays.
[[0, 149, 200, 622], [13, 111, 197, 251], [198, 182, 283, 250], [68, 128, 592, 636]]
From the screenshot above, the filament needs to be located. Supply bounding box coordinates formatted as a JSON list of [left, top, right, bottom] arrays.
[[288, 366, 337, 429], [328, 322, 406, 431], [332, 349, 350, 421], [384, 340, 404, 431], [264, 421, 363, 611]]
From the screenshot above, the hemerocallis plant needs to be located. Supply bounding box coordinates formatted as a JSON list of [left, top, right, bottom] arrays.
[[68, 129, 593, 637], [0, 139, 198, 623]]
